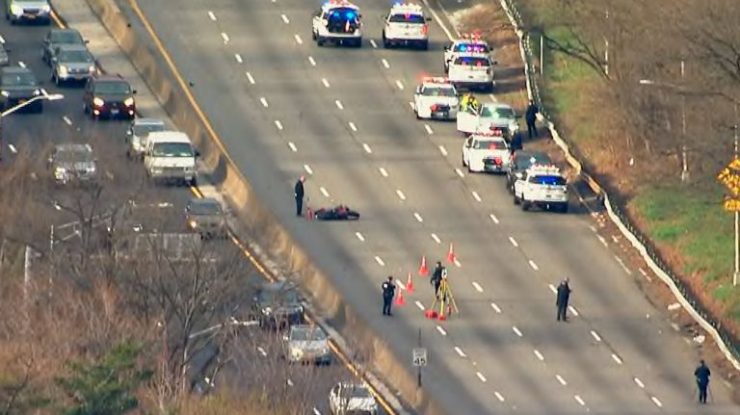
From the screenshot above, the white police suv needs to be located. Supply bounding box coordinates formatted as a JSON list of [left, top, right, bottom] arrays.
[[444, 36, 491, 72], [382, 2, 430, 50], [447, 52, 495, 92], [461, 130, 510, 173], [513, 164, 568, 213], [413, 77, 459, 120], [312, 0, 362, 48]]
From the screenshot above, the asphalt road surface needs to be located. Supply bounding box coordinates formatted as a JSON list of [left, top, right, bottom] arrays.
[[123, 0, 739, 413]]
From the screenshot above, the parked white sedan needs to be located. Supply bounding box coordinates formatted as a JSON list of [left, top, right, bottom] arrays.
[[461, 131, 510, 173]]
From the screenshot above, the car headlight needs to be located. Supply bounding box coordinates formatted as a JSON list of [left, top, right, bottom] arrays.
[[93, 97, 104, 107], [33, 89, 41, 96], [54, 168, 67, 178], [58, 66, 68, 76], [262, 306, 272, 315], [88, 65, 96, 74], [88, 165, 96, 173], [42, 4, 51, 12], [510, 122, 519, 131], [1, 90, 8, 97], [188, 220, 198, 229], [10, 4, 22, 15], [124, 97, 134, 107], [150, 168, 163, 174], [291, 348, 303, 358]]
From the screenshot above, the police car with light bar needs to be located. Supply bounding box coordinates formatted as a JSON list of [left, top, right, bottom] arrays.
[[447, 52, 495, 92], [312, 0, 362, 48], [513, 164, 568, 213], [413, 77, 459, 120], [382, 2, 430, 50], [444, 37, 491, 72], [461, 130, 510, 173]]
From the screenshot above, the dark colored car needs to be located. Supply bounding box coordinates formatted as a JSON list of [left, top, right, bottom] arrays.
[[506, 150, 552, 193], [0, 66, 42, 112], [83, 75, 136, 119], [252, 281, 304, 330], [42, 28, 86, 64], [185, 197, 228, 239], [0, 43, 9, 67]]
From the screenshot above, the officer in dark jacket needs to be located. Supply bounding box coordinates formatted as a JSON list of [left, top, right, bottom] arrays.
[[556, 278, 571, 321], [430, 261, 444, 297], [510, 131, 523, 152], [694, 360, 711, 404], [525, 100, 539, 139], [294, 176, 305, 216], [381, 276, 396, 316]]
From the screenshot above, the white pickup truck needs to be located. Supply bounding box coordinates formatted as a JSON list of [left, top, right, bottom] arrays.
[[457, 102, 520, 138]]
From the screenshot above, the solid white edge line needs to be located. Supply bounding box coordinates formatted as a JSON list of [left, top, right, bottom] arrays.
[[420, 0, 455, 41]]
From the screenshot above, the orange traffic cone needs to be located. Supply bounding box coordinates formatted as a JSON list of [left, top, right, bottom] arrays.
[[418, 256, 429, 276], [447, 243, 456, 264], [395, 286, 406, 306], [406, 272, 414, 294]]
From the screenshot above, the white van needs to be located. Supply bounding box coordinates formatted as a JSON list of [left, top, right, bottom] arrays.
[[144, 131, 198, 186]]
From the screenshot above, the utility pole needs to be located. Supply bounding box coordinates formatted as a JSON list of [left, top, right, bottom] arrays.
[[734, 103, 739, 287], [604, 8, 609, 77], [680, 59, 688, 182]]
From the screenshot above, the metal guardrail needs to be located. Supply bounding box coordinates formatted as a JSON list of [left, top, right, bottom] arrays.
[[498, 0, 740, 369]]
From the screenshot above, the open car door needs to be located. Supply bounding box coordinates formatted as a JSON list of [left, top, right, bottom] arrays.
[[456, 106, 479, 134]]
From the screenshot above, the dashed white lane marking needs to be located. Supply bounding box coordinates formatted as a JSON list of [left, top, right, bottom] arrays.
[[414, 212, 423, 223], [556, 374, 567, 386], [472, 282, 483, 292], [454, 258, 461, 267], [548, 283, 557, 294], [454, 346, 466, 358], [611, 353, 623, 365], [589, 225, 597, 232], [308, 56, 316, 66], [221, 32, 229, 44], [288, 142, 297, 152], [438, 145, 448, 156], [508, 236, 519, 247], [379, 167, 389, 177], [396, 280, 406, 290], [471, 191, 482, 202], [62, 116, 72, 125], [596, 235, 608, 247], [320, 186, 330, 197], [431, 233, 441, 244], [335, 100, 344, 110], [18, 61, 25, 68], [436, 325, 447, 336], [355, 232, 365, 242], [424, 124, 434, 135], [312, 408, 321, 415], [381, 58, 390, 69], [490, 302, 501, 313], [529, 260, 539, 271], [634, 377, 645, 389], [651, 396, 662, 408], [639, 267, 653, 282], [415, 300, 425, 311], [494, 391, 505, 402], [303, 164, 313, 175], [207, 10, 216, 21], [274, 120, 283, 130], [568, 305, 579, 316], [257, 346, 267, 357], [489, 213, 500, 224], [362, 143, 372, 154], [455, 168, 465, 178], [287, 378, 294, 387], [294, 34, 303, 45], [374, 256, 385, 266], [614, 256, 632, 275], [395, 80, 404, 90], [534, 349, 544, 361], [370, 39, 378, 48], [348, 122, 357, 132], [611, 235, 620, 243], [476, 372, 487, 383], [590, 330, 602, 342], [321, 78, 331, 88], [396, 189, 406, 201], [574, 395, 585, 406], [246, 72, 255, 84], [235, 53, 243, 63], [280, 14, 290, 24], [408, 101, 415, 110], [488, 93, 497, 102], [8, 144, 17, 154], [259, 97, 268, 108], [512, 326, 523, 337]]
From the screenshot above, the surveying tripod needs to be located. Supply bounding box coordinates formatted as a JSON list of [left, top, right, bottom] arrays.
[[430, 277, 458, 319]]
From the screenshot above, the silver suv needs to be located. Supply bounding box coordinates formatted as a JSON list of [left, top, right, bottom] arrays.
[[47, 144, 97, 184], [50, 44, 96, 85], [126, 118, 166, 160]]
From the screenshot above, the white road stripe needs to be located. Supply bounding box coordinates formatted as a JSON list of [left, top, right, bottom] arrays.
[[454, 258, 461, 267], [548, 283, 557, 294], [455, 168, 465, 178], [62, 116, 72, 125], [221, 33, 229, 44], [288, 141, 297, 152], [348, 122, 357, 132], [363, 143, 372, 154], [308, 56, 316, 66], [415, 300, 425, 310], [438, 145, 448, 156], [651, 396, 662, 408], [454, 346, 466, 358], [18, 61, 25, 68], [534, 349, 544, 361], [512, 326, 523, 337], [614, 256, 632, 275], [8, 144, 17, 154], [0, 35, 4, 44], [471, 191, 481, 202], [568, 305, 579, 316], [494, 391, 505, 402], [414, 212, 423, 222], [235, 53, 243, 63], [508, 236, 518, 247], [574, 395, 585, 406], [246, 72, 255, 84], [472, 282, 483, 292], [408, 101, 415, 110], [320, 186, 330, 197], [374, 256, 385, 266], [436, 325, 447, 336], [488, 93, 497, 102], [294, 34, 303, 45], [321, 78, 330, 88], [556, 374, 567, 386], [381, 58, 390, 68], [611, 353, 623, 365], [335, 100, 344, 110], [634, 377, 645, 389], [476, 372, 487, 383], [355, 232, 365, 242], [396, 280, 406, 290], [424, 124, 434, 135], [303, 164, 313, 175], [597, 235, 608, 247], [379, 167, 389, 177], [590, 330, 602, 342], [489, 214, 500, 224], [396, 189, 406, 201], [281, 14, 290, 24], [257, 346, 267, 357], [274, 120, 283, 130], [287, 378, 294, 387], [207, 11, 216, 21], [312, 408, 321, 415], [431, 233, 441, 244], [490, 302, 501, 313], [370, 39, 378, 48], [395, 80, 404, 90], [529, 260, 539, 271], [589, 225, 597, 232], [259, 97, 268, 108]]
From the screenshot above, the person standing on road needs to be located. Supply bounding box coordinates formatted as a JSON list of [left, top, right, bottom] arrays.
[[381, 276, 396, 316], [556, 278, 571, 322], [294, 176, 305, 217], [430, 261, 444, 297], [510, 131, 523, 152], [694, 360, 711, 404], [525, 99, 539, 139]]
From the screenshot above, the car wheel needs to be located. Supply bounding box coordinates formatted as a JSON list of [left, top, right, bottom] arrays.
[[383, 33, 390, 49], [311, 30, 317, 40], [419, 41, 429, 51], [317, 36, 325, 46], [189, 177, 197, 187], [522, 200, 531, 211], [513, 193, 520, 205], [353, 38, 362, 48], [560, 203, 569, 213]]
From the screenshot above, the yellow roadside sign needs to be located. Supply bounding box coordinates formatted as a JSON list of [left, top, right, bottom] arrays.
[[717, 158, 740, 197], [724, 197, 740, 212]]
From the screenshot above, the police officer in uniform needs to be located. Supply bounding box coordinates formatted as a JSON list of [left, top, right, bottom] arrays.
[[294, 176, 305, 216], [694, 360, 711, 404], [556, 278, 571, 322], [525, 99, 539, 138], [381, 276, 396, 316], [430, 261, 445, 297]]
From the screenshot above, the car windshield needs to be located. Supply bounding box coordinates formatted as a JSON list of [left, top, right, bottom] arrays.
[[475, 140, 506, 150], [51, 31, 84, 45], [454, 56, 490, 67], [56, 149, 93, 163], [389, 13, 425, 24], [95, 81, 130, 94], [532, 175, 566, 186], [516, 153, 551, 169], [453, 43, 488, 53], [259, 288, 299, 305], [59, 50, 93, 63], [151, 142, 194, 157], [133, 123, 165, 136], [189, 201, 222, 216], [291, 327, 327, 341], [344, 385, 372, 399], [422, 86, 455, 97], [2, 73, 36, 86]]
